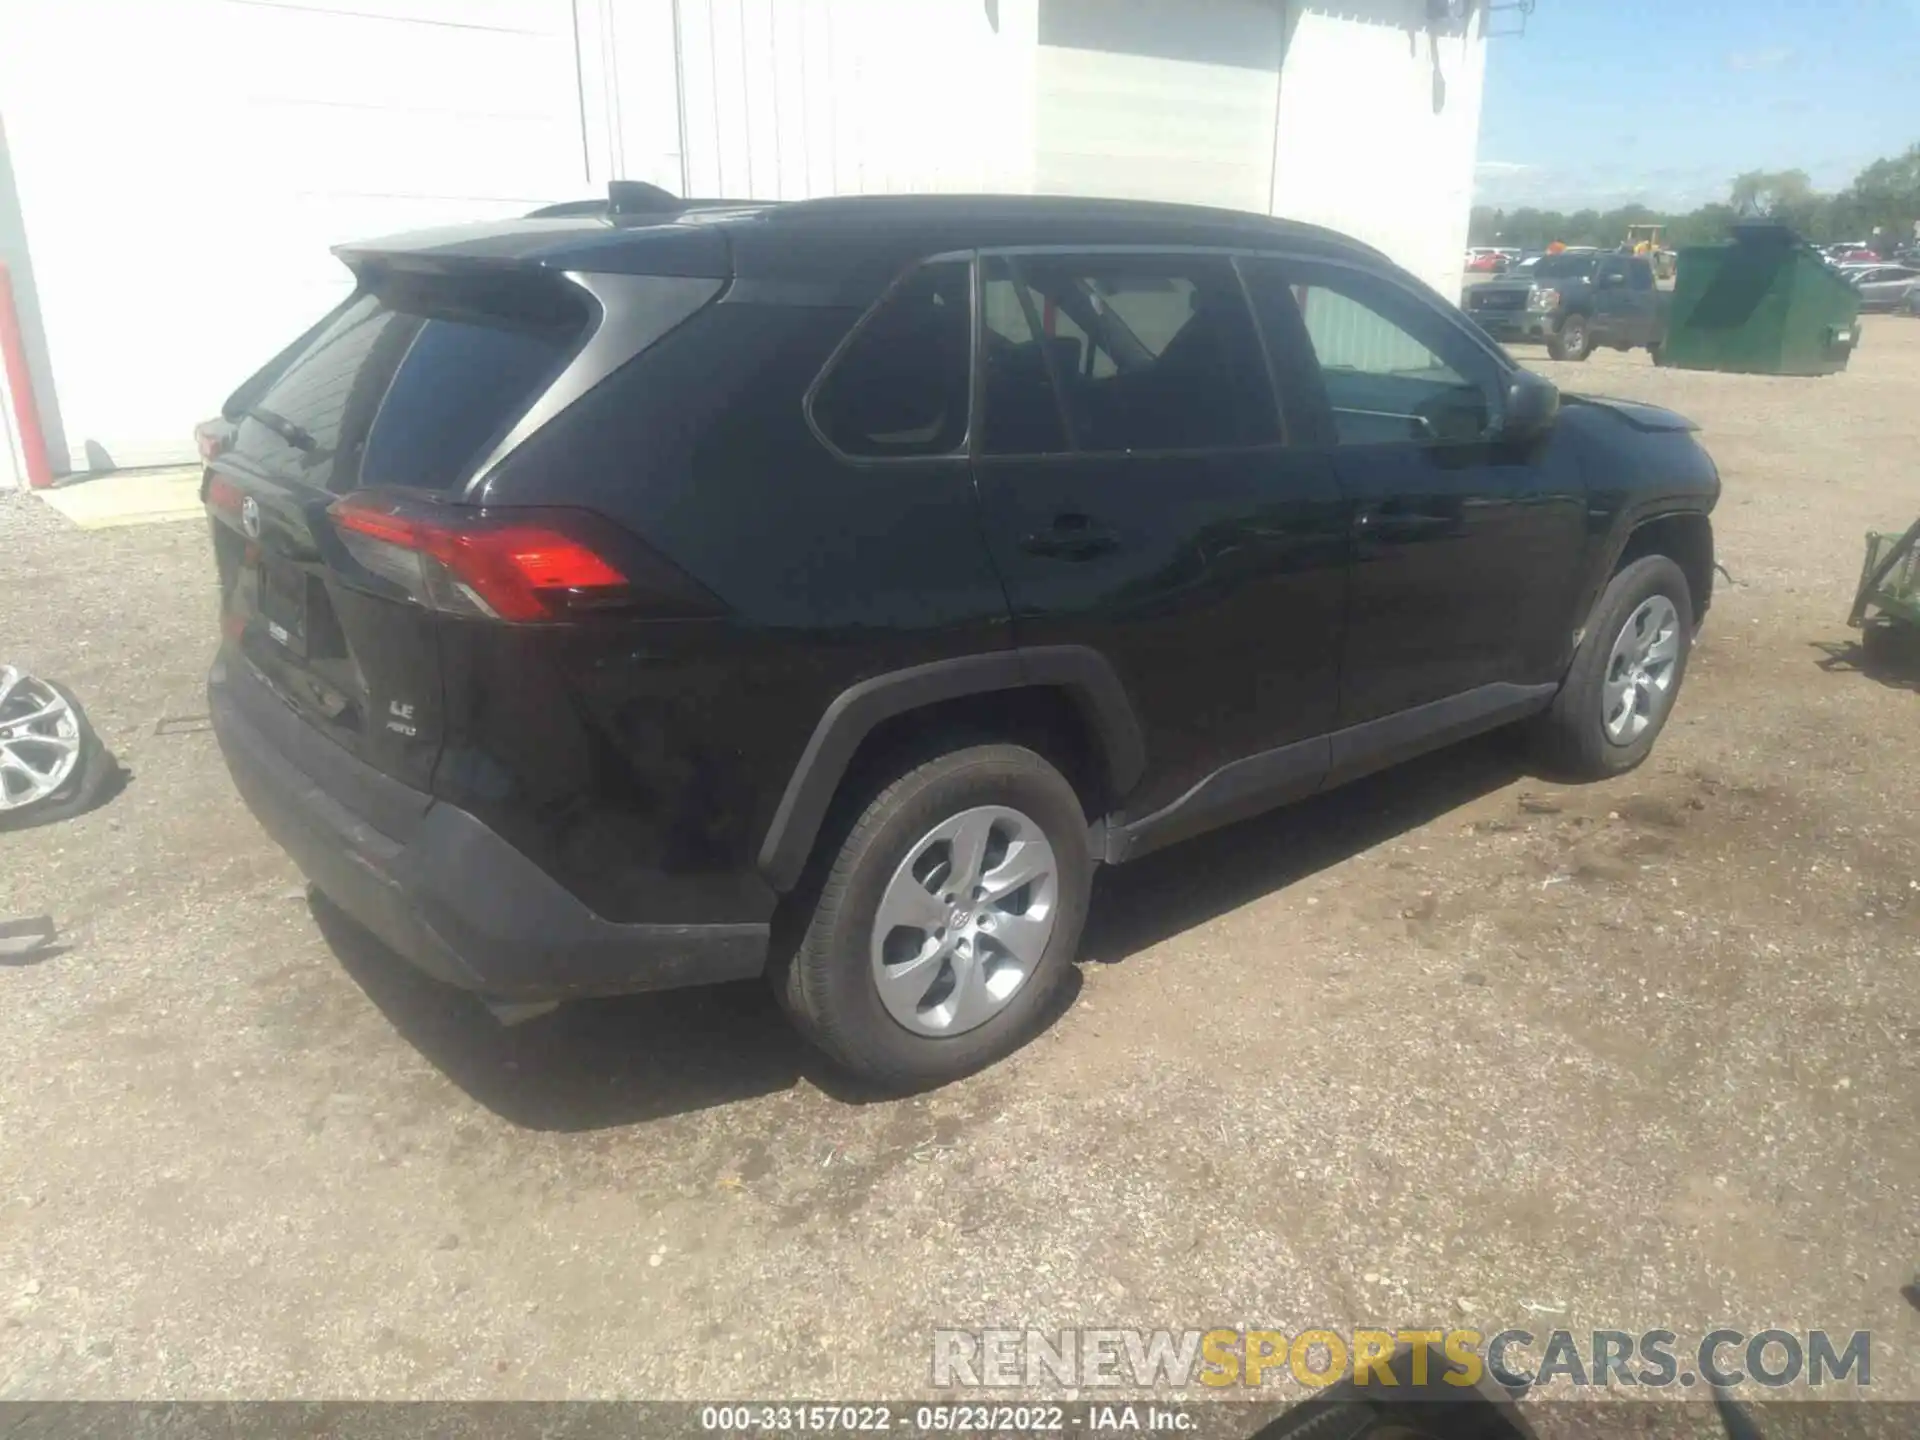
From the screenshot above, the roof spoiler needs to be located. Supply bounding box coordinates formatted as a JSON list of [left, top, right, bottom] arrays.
[[524, 182, 769, 221], [525, 181, 687, 220]]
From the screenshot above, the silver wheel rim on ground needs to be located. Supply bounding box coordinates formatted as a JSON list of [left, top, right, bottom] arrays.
[[869, 805, 1059, 1038], [0, 667, 83, 812], [1603, 595, 1681, 744]]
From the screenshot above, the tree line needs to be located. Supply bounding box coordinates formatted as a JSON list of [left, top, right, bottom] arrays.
[[1470, 142, 1920, 253]]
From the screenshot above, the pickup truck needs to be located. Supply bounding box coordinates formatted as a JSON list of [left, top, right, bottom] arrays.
[[1464, 250, 1667, 362]]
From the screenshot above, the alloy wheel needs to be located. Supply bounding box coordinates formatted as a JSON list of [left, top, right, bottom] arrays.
[[1602, 595, 1681, 743], [0, 668, 83, 813], [869, 805, 1059, 1037]]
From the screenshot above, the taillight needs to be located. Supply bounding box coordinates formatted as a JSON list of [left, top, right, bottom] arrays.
[[327, 491, 690, 623], [195, 418, 234, 463], [206, 474, 244, 522]]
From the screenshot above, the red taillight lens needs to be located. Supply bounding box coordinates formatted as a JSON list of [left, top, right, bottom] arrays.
[[206, 474, 244, 521], [327, 492, 635, 622]]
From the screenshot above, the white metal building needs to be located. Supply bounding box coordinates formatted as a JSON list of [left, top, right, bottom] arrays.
[[0, 0, 1490, 488]]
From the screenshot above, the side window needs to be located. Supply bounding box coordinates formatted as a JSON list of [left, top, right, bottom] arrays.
[[1597, 255, 1630, 288], [1246, 257, 1501, 446], [981, 257, 1072, 455], [810, 260, 971, 459], [1629, 258, 1655, 292], [979, 252, 1278, 454]]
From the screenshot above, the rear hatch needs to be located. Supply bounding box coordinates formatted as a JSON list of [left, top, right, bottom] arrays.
[[205, 263, 599, 797]]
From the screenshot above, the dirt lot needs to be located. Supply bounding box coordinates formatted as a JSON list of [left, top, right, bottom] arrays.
[[2, 320, 1918, 1408]]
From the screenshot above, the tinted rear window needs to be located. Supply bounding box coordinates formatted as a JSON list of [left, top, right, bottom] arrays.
[[230, 273, 590, 494]]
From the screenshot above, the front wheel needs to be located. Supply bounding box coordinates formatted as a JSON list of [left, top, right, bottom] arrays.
[[1547, 313, 1593, 362], [774, 743, 1092, 1089], [1531, 556, 1694, 779]]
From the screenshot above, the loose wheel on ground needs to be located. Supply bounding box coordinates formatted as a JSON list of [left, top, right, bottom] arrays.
[[0, 669, 114, 831]]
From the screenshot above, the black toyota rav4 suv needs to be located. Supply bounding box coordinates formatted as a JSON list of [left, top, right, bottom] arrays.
[[205, 189, 1719, 1087]]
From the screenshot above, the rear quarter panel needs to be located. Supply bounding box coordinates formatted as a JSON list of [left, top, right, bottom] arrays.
[[437, 297, 1015, 925]]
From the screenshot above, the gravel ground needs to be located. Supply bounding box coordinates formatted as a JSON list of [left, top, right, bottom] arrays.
[[1, 321, 1917, 1414]]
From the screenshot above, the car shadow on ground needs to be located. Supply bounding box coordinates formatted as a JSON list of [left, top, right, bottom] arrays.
[[310, 732, 1524, 1132], [312, 892, 818, 1129], [1080, 730, 1526, 965]]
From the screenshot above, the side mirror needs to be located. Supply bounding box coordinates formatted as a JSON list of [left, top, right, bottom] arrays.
[[1501, 371, 1559, 440]]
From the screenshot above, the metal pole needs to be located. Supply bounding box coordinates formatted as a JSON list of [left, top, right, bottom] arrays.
[[0, 260, 52, 490]]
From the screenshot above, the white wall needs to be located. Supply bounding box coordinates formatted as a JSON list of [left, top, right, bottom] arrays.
[[1026, 0, 1487, 298], [0, 0, 1485, 478], [0, 0, 590, 474], [674, 0, 1037, 201], [1271, 0, 1489, 299], [1034, 0, 1285, 212]]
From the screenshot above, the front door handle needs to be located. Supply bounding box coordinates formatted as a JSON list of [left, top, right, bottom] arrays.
[[1353, 507, 1456, 541], [1021, 513, 1119, 561]]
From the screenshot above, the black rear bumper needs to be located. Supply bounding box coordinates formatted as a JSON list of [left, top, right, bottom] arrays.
[[210, 654, 768, 999]]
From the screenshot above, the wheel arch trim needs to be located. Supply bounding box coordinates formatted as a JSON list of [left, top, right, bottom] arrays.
[[1591, 504, 1716, 624], [756, 646, 1146, 892]]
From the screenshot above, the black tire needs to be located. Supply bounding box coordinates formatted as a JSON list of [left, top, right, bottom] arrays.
[[1547, 313, 1593, 362], [1648, 341, 1666, 367], [773, 743, 1092, 1090], [1531, 556, 1693, 780], [0, 678, 115, 832]]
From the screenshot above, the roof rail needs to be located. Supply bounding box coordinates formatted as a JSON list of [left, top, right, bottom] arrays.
[[525, 180, 686, 220]]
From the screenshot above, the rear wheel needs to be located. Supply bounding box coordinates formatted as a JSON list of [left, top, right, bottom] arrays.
[[1531, 556, 1693, 779], [775, 743, 1091, 1089], [1547, 313, 1593, 362]]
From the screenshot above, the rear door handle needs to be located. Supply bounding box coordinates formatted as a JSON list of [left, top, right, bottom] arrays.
[[1021, 514, 1119, 561]]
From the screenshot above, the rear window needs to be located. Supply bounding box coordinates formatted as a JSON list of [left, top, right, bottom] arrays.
[[228, 272, 590, 494]]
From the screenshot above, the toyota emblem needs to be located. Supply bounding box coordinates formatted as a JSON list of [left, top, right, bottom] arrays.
[[240, 494, 261, 539]]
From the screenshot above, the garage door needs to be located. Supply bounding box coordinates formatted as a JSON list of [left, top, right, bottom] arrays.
[[1033, 0, 1284, 214], [0, 0, 588, 472]]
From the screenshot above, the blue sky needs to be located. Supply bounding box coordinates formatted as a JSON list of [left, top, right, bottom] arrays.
[[1475, 0, 1920, 212]]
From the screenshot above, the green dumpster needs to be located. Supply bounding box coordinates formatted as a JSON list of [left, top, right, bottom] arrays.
[[1661, 222, 1861, 375]]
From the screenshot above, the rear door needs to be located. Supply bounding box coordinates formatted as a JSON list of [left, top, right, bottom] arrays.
[[1626, 256, 1660, 343], [968, 250, 1348, 822], [204, 266, 596, 793], [1591, 254, 1634, 343]]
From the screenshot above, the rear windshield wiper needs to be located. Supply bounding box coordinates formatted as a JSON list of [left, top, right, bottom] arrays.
[[241, 404, 316, 452]]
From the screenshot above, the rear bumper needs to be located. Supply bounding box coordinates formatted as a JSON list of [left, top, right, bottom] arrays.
[[210, 654, 768, 999]]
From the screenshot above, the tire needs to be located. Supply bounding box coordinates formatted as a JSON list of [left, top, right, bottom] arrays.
[[1531, 556, 1693, 780], [773, 742, 1092, 1089], [1547, 313, 1593, 362], [0, 676, 114, 832], [1648, 341, 1666, 367]]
